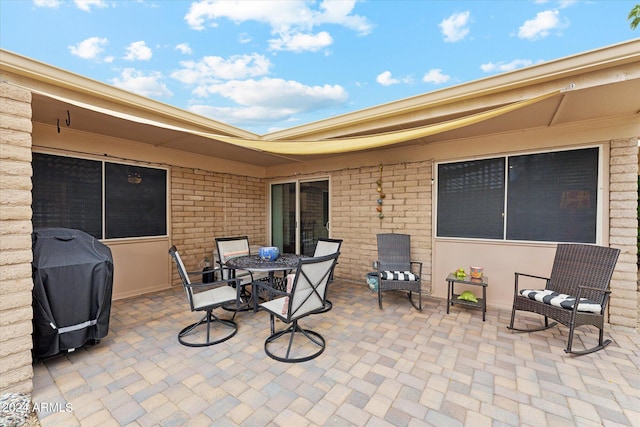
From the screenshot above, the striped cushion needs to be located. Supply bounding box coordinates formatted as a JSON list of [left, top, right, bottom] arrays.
[[519, 289, 601, 313], [381, 271, 418, 281]]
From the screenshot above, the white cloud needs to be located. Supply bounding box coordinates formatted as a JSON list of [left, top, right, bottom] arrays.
[[187, 77, 348, 126], [111, 68, 173, 98], [198, 77, 347, 108], [33, 0, 60, 7], [69, 37, 108, 60], [376, 71, 413, 86], [171, 53, 272, 84], [376, 71, 399, 86], [480, 59, 534, 73], [269, 31, 333, 53], [184, 0, 372, 53], [239, 33, 252, 44], [73, 0, 108, 12], [123, 41, 152, 61], [439, 11, 471, 42], [558, 0, 577, 8], [518, 10, 560, 40], [422, 69, 450, 84], [175, 43, 192, 55]]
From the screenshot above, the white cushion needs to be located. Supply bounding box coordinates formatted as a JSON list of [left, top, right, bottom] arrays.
[[519, 289, 601, 313], [381, 271, 418, 281], [191, 285, 237, 310]]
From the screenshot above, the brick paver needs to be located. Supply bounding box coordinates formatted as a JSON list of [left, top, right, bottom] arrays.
[[31, 280, 640, 426]]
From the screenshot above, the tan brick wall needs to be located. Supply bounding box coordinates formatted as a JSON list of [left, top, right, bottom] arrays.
[[169, 166, 266, 283], [330, 161, 433, 289], [609, 138, 639, 330], [0, 82, 34, 394]]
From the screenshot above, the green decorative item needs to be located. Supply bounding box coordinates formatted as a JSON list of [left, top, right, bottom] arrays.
[[458, 290, 478, 303]]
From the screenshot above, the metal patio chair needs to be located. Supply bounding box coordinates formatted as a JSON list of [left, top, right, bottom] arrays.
[[215, 236, 268, 311], [257, 253, 338, 363], [169, 246, 239, 347]]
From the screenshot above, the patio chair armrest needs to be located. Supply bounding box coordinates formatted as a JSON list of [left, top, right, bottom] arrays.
[[186, 277, 241, 289], [514, 272, 550, 293], [410, 261, 423, 275], [577, 285, 611, 295], [185, 266, 221, 276]]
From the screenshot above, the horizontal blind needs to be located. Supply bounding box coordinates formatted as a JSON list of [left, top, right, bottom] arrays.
[[437, 158, 505, 239]]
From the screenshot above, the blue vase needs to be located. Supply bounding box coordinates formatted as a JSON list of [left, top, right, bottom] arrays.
[[259, 246, 280, 261]]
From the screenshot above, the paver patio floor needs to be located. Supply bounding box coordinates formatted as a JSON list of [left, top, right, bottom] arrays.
[[32, 280, 640, 426]]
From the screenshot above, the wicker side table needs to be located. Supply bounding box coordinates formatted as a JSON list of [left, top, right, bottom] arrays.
[[446, 273, 488, 321]]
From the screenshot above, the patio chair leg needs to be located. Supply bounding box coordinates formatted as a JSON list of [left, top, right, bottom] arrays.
[[378, 289, 383, 309], [408, 291, 422, 311], [264, 320, 326, 363], [507, 309, 558, 332], [564, 326, 612, 355], [178, 311, 237, 347]]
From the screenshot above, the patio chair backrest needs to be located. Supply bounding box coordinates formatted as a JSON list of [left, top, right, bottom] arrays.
[[377, 233, 412, 272], [168, 246, 195, 309], [215, 236, 251, 279], [286, 253, 338, 321], [547, 243, 620, 305], [313, 238, 343, 257]]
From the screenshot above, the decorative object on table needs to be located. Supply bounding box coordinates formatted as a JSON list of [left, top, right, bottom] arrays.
[[454, 267, 467, 279], [259, 246, 280, 261], [457, 290, 478, 303], [470, 266, 483, 279], [376, 164, 385, 219]]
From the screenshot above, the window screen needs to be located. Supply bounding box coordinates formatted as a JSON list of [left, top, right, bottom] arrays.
[[105, 163, 167, 239], [32, 153, 167, 240], [436, 147, 599, 243], [32, 153, 102, 238], [437, 158, 505, 239], [506, 148, 598, 243]]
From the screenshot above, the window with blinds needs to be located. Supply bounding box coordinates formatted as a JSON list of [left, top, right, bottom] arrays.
[[436, 147, 599, 243], [32, 153, 167, 240]]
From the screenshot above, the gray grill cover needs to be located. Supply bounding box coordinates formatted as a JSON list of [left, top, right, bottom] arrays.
[[32, 228, 114, 358]]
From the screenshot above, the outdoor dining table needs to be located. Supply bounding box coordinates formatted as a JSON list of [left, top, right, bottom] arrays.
[[224, 253, 300, 311]]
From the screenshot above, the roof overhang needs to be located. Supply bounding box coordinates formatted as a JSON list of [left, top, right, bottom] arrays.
[[2, 39, 639, 167]]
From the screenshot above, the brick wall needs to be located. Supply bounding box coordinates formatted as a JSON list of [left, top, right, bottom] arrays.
[[0, 82, 34, 394], [608, 138, 639, 330], [330, 161, 433, 288], [169, 166, 266, 283]]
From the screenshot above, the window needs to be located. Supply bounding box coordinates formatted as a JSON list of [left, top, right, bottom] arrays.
[[32, 153, 167, 240], [437, 147, 599, 243]]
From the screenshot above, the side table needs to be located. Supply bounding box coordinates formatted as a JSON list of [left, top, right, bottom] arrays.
[[446, 273, 488, 321]]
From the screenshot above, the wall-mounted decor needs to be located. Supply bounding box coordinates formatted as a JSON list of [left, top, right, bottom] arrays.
[[376, 164, 385, 219]]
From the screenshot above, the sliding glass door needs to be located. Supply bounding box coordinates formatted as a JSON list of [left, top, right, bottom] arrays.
[[271, 178, 329, 256]]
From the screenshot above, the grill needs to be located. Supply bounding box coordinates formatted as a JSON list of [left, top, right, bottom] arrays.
[[32, 228, 114, 358]]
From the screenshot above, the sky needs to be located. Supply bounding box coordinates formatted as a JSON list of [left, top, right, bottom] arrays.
[[1, 0, 638, 135]]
